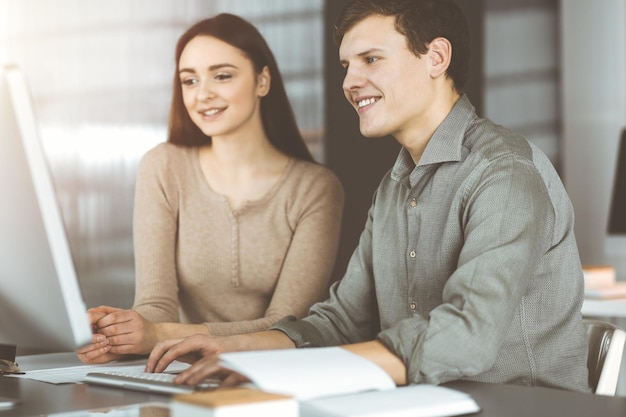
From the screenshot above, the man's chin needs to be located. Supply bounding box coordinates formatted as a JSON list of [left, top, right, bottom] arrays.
[[359, 127, 388, 139]]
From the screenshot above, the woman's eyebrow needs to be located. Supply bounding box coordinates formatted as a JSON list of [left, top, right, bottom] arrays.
[[179, 63, 238, 74]]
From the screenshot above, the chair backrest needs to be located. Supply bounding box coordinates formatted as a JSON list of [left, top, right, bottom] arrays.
[[583, 318, 626, 395]]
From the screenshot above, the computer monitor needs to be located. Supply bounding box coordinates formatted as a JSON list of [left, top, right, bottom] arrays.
[[0, 64, 92, 355], [606, 128, 626, 281], [608, 129, 626, 234]]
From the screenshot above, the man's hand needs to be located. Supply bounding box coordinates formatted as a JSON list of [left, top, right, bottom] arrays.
[[145, 334, 229, 385], [145, 330, 296, 386]]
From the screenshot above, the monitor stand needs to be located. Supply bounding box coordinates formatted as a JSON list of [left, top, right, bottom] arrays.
[[0, 344, 16, 362]]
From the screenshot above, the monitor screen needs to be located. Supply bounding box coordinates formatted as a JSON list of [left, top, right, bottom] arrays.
[[608, 128, 626, 234], [0, 64, 92, 355]]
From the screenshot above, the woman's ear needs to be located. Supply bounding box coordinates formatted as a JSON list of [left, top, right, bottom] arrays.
[[427, 37, 452, 79], [258, 66, 271, 97]]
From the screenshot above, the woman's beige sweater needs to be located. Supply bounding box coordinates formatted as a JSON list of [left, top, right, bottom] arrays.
[[131, 143, 344, 336]]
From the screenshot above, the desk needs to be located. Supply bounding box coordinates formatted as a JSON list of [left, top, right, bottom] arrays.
[[1, 374, 626, 417], [582, 298, 626, 318]]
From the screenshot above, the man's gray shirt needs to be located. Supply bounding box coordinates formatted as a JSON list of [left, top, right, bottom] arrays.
[[271, 94, 590, 392]]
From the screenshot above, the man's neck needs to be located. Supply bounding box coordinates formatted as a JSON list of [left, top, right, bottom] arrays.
[[401, 90, 461, 164]]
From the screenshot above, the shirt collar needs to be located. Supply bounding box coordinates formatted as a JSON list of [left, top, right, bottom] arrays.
[[391, 94, 476, 184]]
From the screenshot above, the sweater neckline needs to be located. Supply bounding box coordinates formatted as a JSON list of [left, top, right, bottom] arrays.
[[192, 149, 296, 213]]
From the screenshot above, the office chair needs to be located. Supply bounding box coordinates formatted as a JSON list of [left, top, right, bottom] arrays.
[[584, 318, 626, 396]]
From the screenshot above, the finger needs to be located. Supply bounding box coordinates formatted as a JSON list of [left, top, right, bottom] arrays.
[[87, 310, 108, 327], [153, 344, 188, 373], [76, 345, 112, 364], [220, 371, 251, 387], [94, 311, 134, 331], [91, 305, 123, 314], [145, 339, 181, 373], [97, 323, 135, 341], [75, 334, 109, 354], [174, 358, 222, 386]]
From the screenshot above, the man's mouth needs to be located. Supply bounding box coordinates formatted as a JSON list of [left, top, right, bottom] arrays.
[[357, 97, 379, 108]]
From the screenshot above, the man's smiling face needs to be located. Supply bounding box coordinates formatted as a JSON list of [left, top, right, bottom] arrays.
[[339, 15, 439, 144]]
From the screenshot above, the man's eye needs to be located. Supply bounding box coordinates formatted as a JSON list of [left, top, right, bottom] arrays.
[[366, 57, 379, 64]]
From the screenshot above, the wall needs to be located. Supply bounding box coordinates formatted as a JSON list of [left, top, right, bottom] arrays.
[[484, 0, 560, 167], [561, 1, 626, 280], [560, 0, 626, 397]]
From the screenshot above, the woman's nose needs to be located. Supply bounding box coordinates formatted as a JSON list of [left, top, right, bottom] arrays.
[[196, 81, 215, 101]]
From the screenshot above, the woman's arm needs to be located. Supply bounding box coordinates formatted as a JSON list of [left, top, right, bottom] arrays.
[[131, 145, 182, 323]]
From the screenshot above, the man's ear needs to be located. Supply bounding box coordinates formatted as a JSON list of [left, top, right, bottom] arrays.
[[427, 37, 452, 79]]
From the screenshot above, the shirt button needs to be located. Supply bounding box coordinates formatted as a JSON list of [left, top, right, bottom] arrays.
[[410, 302, 417, 311], [410, 198, 417, 207], [409, 250, 416, 258]]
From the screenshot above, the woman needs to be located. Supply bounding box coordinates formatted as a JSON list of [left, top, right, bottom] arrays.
[[77, 13, 344, 364]]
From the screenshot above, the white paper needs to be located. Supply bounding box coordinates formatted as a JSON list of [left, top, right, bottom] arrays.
[[299, 384, 481, 417], [219, 347, 396, 400], [10, 359, 189, 384]]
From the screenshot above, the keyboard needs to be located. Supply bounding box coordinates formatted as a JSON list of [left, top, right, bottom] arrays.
[[85, 370, 220, 395]]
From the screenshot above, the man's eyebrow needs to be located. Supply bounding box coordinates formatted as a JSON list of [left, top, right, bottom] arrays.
[[179, 63, 238, 74], [339, 47, 384, 65], [358, 48, 383, 56]]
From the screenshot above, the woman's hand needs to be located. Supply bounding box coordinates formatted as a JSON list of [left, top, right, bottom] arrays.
[[75, 333, 122, 364], [89, 305, 159, 355], [74, 305, 158, 364]]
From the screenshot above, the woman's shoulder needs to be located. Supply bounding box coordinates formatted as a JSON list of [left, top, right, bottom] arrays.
[[140, 142, 196, 169], [286, 159, 344, 197], [289, 159, 341, 184]]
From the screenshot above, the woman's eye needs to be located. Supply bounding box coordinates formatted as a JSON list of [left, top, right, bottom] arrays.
[[366, 56, 379, 64], [181, 78, 197, 86], [215, 73, 232, 81]]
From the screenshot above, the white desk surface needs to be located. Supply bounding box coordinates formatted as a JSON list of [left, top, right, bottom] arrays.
[[582, 298, 626, 318]]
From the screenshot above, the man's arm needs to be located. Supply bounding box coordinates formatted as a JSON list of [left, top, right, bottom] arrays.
[[342, 340, 407, 385], [145, 330, 296, 382], [146, 329, 406, 387]]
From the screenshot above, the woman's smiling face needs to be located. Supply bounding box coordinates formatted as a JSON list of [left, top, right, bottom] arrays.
[[178, 35, 269, 140]]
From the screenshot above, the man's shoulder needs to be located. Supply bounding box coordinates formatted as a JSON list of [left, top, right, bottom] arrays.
[[464, 118, 538, 165]]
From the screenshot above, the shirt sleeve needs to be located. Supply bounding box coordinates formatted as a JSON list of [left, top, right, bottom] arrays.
[[131, 145, 181, 322], [377, 155, 555, 384], [270, 188, 383, 346]]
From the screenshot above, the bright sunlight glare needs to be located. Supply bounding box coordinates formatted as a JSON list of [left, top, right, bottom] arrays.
[[41, 124, 166, 167]]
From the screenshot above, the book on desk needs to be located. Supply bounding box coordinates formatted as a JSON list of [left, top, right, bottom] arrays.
[[583, 265, 626, 300], [169, 347, 480, 417]]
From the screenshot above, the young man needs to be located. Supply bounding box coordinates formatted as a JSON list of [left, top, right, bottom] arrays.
[[144, 0, 590, 392]]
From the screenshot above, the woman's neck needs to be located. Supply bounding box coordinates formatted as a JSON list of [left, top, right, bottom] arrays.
[[198, 134, 290, 209]]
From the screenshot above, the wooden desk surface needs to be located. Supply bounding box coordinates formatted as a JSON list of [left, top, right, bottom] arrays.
[[2, 375, 626, 416]]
